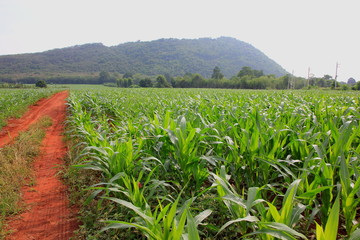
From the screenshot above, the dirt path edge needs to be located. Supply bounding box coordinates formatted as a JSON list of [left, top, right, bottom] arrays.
[[3, 91, 80, 240]]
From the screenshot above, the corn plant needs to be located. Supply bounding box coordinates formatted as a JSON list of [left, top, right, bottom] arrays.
[[211, 166, 262, 234], [164, 116, 209, 191], [315, 193, 340, 240], [339, 155, 360, 235], [102, 195, 212, 240]]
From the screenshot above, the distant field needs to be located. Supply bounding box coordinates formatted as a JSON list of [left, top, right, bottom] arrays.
[[49, 84, 109, 90], [66, 88, 360, 239], [0, 89, 58, 130]]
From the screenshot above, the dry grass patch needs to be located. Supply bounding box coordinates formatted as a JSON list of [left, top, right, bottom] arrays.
[[0, 116, 52, 238]]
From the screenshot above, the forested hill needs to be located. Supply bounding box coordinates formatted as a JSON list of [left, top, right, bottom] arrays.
[[0, 37, 287, 78]]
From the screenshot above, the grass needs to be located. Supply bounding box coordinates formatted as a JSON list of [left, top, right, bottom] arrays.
[[0, 116, 52, 239], [62, 136, 106, 239]]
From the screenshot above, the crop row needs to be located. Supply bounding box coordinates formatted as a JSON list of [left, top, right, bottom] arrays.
[[67, 88, 360, 239]]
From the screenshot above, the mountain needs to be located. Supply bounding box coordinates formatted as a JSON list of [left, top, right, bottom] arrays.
[[0, 37, 287, 78]]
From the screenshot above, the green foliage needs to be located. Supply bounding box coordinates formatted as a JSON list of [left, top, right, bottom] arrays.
[[352, 81, 360, 90], [237, 66, 264, 78], [211, 66, 224, 80], [35, 80, 47, 88], [116, 78, 133, 88], [0, 82, 29, 88], [0, 89, 57, 130], [139, 78, 153, 88], [102, 194, 211, 240], [0, 37, 287, 78], [99, 71, 111, 83], [155, 75, 171, 88], [315, 194, 340, 240], [66, 88, 360, 239], [123, 72, 133, 79]]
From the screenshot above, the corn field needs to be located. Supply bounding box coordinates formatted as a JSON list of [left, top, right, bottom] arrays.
[[67, 88, 360, 239], [0, 89, 57, 129]]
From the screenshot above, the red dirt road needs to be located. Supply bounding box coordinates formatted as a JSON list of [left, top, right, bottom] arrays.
[[0, 91, 68, 147], [2, 91, 80, 240]]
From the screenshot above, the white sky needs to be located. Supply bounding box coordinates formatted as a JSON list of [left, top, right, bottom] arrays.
[[0, 0, 359, 81]]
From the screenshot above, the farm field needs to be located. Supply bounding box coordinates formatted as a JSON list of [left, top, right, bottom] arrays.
[[66, 88, 360, 239], [0, 88, 58, 130]]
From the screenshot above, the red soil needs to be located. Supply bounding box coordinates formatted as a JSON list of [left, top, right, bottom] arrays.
[[1, 91, 80, 240]]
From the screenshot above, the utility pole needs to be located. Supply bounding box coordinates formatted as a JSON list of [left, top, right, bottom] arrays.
[[307, 67, 311, 88], [334, 62, 339, 88]]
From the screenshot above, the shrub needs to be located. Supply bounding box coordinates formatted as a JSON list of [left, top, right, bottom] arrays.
[[35, 80, 47, 88]]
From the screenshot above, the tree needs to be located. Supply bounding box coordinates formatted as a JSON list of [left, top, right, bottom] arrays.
[[323, 74, 333, 80], [211, 66, 224, 80], [139, 78, 153, 87], [116, 78, 122, 87], [191, 73, 204, 88], [155, 75, 171, 88], [116, 78, 126, 87], [123, 72, 133, 79], [352, 81, 360, 90], [317, 78, 325, 87], [116, 78, 133, 88], [347, 77, 356, 85], [99, 71, 110, 83], [127, 78, 133, 87], [237, 66, 254, 78], [35, 80, 47, 88], [237, 66, 263, 78], [253, 69, 264, 78]]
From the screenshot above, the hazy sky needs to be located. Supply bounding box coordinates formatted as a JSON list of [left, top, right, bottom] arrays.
[[1, 0, 359, 81]]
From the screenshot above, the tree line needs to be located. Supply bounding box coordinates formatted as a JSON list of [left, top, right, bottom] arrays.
[[110, 67, 344, 90], [1, 66, 357, 90]]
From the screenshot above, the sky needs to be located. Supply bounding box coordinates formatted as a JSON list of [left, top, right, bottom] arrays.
[[0, 0, 359, 81]]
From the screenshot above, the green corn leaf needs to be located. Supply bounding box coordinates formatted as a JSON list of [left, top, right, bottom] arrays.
[[84, 189, 103, 206], [298, 186, 333, 200], [289, 203, 306, 227], [340, 155, 351, 195], [245, 187, 261, 216], [217, 216, 259, 235], [101, 221, 134, 230], [268, 202, 281, 222], [173, 206, 188, 240], [154, 202, 170, 225], [194, 209, 212, 226], [164, 199, 178, 231], [244, 228, 298, 240], [279, 179, 301, 225], [101, 221, 160, 240], [262, 222, 308, 239], [315, 222, 326, 240], [324, 194, 340, 240], [104, 197, 153, 223], [349, 228, 360, 240], [283, 179, 301, 204], [186, 212, 200, 240], [179, 116, 187, 134], [165, 129, 178, 145]]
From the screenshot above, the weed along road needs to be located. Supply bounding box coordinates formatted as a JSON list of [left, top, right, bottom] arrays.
[[1, 91, 80, 240]]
